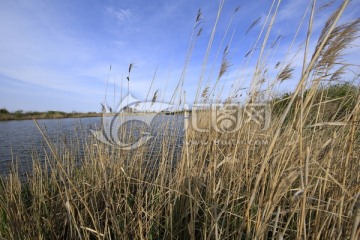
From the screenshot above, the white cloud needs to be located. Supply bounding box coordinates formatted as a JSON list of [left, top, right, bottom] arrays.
[[106, 7, 133, 23], [0, 0, 359, 112], [277, 0, 309, 23]]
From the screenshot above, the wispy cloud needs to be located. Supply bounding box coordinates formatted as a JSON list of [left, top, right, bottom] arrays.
[[0, 0, 359, 112], [106, 7, 134, 23], [277, 1, 308, 23]]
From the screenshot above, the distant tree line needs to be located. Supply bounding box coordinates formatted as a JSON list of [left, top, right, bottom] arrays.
[[0, 109, 101, 121]]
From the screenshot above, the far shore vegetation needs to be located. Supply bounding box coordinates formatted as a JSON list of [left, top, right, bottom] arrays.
[[0, 108, 101, 121]]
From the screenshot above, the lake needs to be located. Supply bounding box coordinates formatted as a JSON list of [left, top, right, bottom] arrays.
[[0, 115, 185, 176], [0, 117, 101, 176]]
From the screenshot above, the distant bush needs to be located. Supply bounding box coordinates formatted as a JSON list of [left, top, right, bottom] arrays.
[[272, 92, 292, 115], [0, 108, 9, 114], [319, 83, 358, 120], [46, 111, 65, 115], [26, 111, 42, 115], [14, 110, 23, 115], [272, 83, 359, 123], [324, 83, 358, 99]]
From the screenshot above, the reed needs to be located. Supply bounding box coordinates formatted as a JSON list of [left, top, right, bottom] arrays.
[[0, 0, 359, 239]]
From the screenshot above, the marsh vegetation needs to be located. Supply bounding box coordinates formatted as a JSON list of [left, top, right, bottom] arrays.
[[0, 0, 359, 239]]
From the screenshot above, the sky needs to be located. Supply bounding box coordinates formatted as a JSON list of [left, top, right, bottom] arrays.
[[0, 0, 359, 112]]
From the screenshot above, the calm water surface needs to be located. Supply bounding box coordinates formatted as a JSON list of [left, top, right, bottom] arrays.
[[0, 115, 184, 176], [0, 117, 101, 175]]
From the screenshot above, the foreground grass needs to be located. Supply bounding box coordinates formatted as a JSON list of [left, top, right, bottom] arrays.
[[0, 0, 360, 239], [0, 85, 358, 239]]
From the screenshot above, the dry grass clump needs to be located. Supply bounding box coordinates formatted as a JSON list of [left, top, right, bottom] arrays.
[[1, 0, 360, 239], [0, 98, 358, 239]]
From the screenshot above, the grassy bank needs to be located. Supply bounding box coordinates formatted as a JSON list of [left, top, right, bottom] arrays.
[[0, 0, 360, 239], [0, 109, 101, 121]]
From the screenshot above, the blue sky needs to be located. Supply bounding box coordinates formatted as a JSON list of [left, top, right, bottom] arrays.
[[0, 0, 359, 112]]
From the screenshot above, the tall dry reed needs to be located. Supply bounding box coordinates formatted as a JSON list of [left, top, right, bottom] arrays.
[[0, 0, 359, 239]]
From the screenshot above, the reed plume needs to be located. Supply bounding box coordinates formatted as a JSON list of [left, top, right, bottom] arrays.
[[151, 89, 159, 104], [277, 63, 294, 83], [245, 17, 262, 35], [1, 1, 359, 239]]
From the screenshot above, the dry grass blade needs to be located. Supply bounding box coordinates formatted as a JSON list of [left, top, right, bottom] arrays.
[[217, 45, 230, 80], [275, 61, 280, 69], [1, 0, 359, 239], [194, 9, 203, 30], [330, 65, 348, 82], [308, 121, 349, 127], [350, 206, 360, 240], [316, 19, 360, 74], [317, 0, 336, 14], [201, 86, 210, 102], [197, 27, 203, 36], [246, 17, 262, 35], [196, 8, 202, 22], [245, 0, 351, 235], [277, 64, 294, 82], [128, 62, 134, 74], [245, 49, 252, 57], [151, 89, 159, 104], [271, 34, 282, 48]]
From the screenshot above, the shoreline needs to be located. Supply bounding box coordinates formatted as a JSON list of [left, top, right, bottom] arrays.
[[0, 111, 187, 121], [0, 112, 102, 121]]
